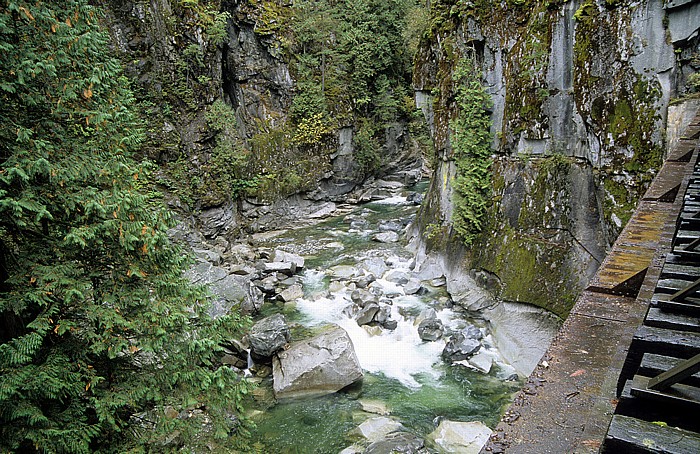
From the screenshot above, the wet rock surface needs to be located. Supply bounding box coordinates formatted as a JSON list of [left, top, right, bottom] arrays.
[[248, 314, 290, 359], [427, 420, 492, 453], [272, 325, 363, 399]]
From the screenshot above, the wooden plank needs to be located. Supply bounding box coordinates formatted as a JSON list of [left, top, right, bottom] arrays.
[[656, 299, 700, 316], [664, 253, 700, 267], [603, 415, 700, 454], [656, 277, 698, 292], [633, 325, 700, 358], [671, 277, 700, 302], [639, 353, 700, 387], [660, 262, 700, 279], [648, 353, 700, 390], [645, 307, 700, 333], [652, 292, 700, 306], [630, 375, 700, 410]]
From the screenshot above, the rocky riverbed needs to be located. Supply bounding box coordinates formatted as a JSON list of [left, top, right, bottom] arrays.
[[180, 183, 558, 453]]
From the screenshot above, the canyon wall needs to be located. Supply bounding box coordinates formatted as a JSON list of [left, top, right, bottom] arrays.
[[413, 0, 700, 318], [102, 0, 425, 240]]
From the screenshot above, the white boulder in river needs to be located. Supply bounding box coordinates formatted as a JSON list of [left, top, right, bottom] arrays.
[[427, 420, 492, 453], [272, 325, 363, 399]]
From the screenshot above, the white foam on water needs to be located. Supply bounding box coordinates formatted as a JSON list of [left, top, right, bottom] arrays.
[[372, 196, 411, 205], [295, 288, 449, 388]]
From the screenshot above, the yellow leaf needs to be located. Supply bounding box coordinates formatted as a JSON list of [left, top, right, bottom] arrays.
[[140, 243, 148, 255], [82, 88, 93, 99], [85, 382, 90, 391], [51, 23, 57, 33], [19, 7, 35, 21], [65, 17, 72, 27]]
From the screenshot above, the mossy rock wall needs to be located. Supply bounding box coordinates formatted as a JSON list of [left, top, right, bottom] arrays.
[[415, 0, 700, 315], [102, 0, 425, 236]]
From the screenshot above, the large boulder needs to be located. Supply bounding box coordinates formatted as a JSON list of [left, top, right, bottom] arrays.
[[372, 231, 399, 243], [263, 261, 296, 275], [418, 318, 444, 342], [272, 325, 363, 399], [403, 278, 424, 295], [248, 314, 291, 359], [185, 262, 250, 318], [427, 420, 492, 453], [270, 249, 305, 269], [349, 417, 405, 443], [278, 284, 304, 303]]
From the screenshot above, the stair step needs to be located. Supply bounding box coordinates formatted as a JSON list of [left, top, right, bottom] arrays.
[[602, 414, 700, 454]]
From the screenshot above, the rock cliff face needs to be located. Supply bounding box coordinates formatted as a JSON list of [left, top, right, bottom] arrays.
[[101, 0, 423, 239], [413, 0, 700, 317]]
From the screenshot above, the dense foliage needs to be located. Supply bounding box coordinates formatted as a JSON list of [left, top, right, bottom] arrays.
[[450, 57, 493, 245], [0, 1, 249, 452], [290, 0, 423, 176]]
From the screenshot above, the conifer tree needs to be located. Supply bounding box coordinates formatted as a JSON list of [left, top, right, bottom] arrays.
[[0, 1, 249, 452]]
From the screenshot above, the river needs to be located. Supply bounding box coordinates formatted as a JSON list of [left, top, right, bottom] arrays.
[[244, 190, 521, 453]]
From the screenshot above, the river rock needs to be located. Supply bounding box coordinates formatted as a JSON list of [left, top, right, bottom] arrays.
[[350, 417, 405, 443], [263, 261, 296, 276], [418, 318, 444, 342], [351, 288, 378, 307], [365, 432, 425, 454], [415, 308, 437, 326], [384, 269, 410, 285], [382, 319, 398, 330], [186, 262, 250, 318], [359, 399, 391, 416], [378, 220, 403, 232], [430, 276, 447, 287], [328, 280, 345, 293], [330, 265, 359, 280], [248, 314, 291, 359], [361, 257, 389, 277], [278, 284, 304, 302], [193, 247, 222, 265], [308, 201, 337, 218], [356, 303, 380, 326], [426, 420, 492, 453], [372, 231, 399, 243], [404, 278, 424, 295], [374, 305, 391, 325], [356, 273, 377, 288], [271, 249, 305, 269], [461, 324, 483, 341], [272, 325, 363, 399], [363, 325, 384, 336], [442, 332, 481, 362], [467, 351, 493, 374], [240, 282, 264, 315], [406, 192, 424, 205]]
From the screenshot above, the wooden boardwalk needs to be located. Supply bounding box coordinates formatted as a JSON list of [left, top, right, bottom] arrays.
[[482, 111, 700, 453]]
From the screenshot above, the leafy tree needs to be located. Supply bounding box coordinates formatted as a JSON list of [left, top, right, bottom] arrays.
[[0, 1, 249, 452], [289, 0, 420, 178]]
